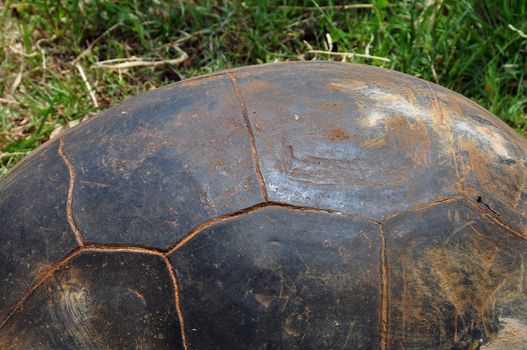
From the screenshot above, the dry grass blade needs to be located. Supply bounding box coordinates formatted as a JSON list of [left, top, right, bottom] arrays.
[[75, 63, 99, 107], [307, 49, 391, 63], [508, 24, 527, 39], [278, 4, 375, 10], [0, 98, 20, 106], [277, 3, 414, 10], [93, 49, 188, 70], [72, 20, 123, 64], [0, 152, 28, 159], [10, 70, 23, 94], [175, 29, 210, 44], [9, 44, 39, 58]]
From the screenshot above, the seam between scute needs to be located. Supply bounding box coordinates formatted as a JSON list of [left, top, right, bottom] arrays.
[[382, 196, 464, 223], [163, 256, 188, 350], [381, 194, 527, 241], [165, 192, 527, 257], [379, 225, 388, 350], [58, 136, 84, 247], [461, 197, 527, 241], [225, 72, 269, 202], [164, 201, 381, 255]]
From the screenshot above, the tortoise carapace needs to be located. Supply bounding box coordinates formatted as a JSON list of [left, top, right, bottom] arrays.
[[1, 62, 527, 349]]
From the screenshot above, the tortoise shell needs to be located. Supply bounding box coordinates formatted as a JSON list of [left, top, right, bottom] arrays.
[[1, 62, 526, 349]]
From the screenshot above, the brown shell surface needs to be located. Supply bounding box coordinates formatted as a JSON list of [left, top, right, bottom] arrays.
[[0, 61, 526, 349]]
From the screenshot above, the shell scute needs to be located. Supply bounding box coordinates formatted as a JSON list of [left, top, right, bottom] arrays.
[[63, 75, 264, 249]]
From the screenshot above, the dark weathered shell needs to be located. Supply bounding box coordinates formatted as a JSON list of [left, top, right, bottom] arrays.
[[1, 62, 526, 349]]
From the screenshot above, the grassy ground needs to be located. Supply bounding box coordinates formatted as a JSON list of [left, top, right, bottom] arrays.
[[1, 0, 526, 176]]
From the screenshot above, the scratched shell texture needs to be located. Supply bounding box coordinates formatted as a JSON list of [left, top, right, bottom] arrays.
[[0, 61, 526, 349]]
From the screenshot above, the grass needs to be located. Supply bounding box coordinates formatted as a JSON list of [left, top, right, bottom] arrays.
[[0, 0, 526, 176]]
